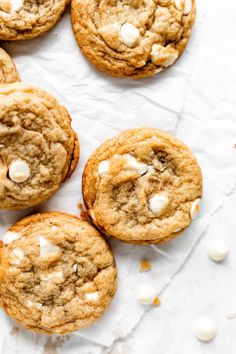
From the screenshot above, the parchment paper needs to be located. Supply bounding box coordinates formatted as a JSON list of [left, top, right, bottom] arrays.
[[1, 1, 231, 353]]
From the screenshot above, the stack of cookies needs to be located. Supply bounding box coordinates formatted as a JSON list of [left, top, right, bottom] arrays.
[[0, 0, 201, 335]]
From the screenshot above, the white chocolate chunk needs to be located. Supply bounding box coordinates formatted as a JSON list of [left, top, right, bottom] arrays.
[[72, 264, 78, 273], [125, 154, 148, 175], [26, 300, 42, 310], [8, 160, 30, 183], [173, 227, 182, 233], [3, 231, 21, 245], [98, 160, 110, 176], [51, 226, 59, 232], [38, 236, 61, 258], [61, 132, 67, 142], [10, 0, 23, 13], [151, 44, 179, 68], [11, 248, 24, 265], [136, 283, 156, 305], [146, 166, 155, 176], [175, 0, 192, 15], [85, 291, 99, 301], [120, 23, 140, 48], [193, 316, 216, 342], [207, 240, 229, 262], [99, 23, 121, 48], [190, 198, 201, 219], [149, 194, 169, 213], [40, 271, 64, 282]]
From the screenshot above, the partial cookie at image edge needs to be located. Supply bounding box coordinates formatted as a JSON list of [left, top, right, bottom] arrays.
[[0, 47, 20, 83], [0, 211, 117, 334]]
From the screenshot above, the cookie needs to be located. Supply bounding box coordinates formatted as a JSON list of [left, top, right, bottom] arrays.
[[0, 47, 20, 83], [71, 0, 196, 78], [82, 128, 202, 244], [0, 212, 117, 334], [0, 82, 79, 210], [0, 0, 68, 40]]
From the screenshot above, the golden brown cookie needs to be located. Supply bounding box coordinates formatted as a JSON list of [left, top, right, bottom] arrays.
[[0, 47, 20, 83], [0, 212, 117, 334], [0, 0, 68, 40], [82, 128, 202, 244], [71, 0, 196, 78], [0, 83, 79, 210]]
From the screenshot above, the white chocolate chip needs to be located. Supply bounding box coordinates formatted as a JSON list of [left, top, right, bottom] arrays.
[[190, 198, 201, 219], [3, 231, 21, 245], [26, 300, 42, 310], [193, 316, 217, 342], [51, 226, 59, 232], [40, 271, 64, 282], [10, 0, 23, 13], [120, 23, 140, 48], [151, 44, 179, 68], [175, 0, 192, 15], [85, 291, 99, 301], [136, 283, 156, 305], [8, 160, 30, 183], [72, 264, 78, 273], [173, 227, 182, 233], [98, 160, 110, 176], [125, 154, 148, 175], [149, 194, 169, 214], [38, 236, 61, 258], [0, 0, 23, 13], [61, 132, 67, 142], [207, 240, 229, 262], [11, 248, 24, 265]]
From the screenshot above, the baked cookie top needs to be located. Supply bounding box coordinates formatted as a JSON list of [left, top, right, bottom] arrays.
[[83, 128, 202, 244], [0, 48, 20, 83], [0, 0, 68, 40], [71, 0, 196, 78], [0, 212, 117, 334], [0, 83, 79, 210]]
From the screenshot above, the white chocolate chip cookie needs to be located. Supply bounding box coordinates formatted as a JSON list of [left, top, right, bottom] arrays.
[[0, 83, 79, 210], [82, 128, 202, 244], [0, 212, 117, 334], [71, 0, 196, 78]]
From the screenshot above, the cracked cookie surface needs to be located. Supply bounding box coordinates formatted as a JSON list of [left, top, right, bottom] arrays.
[[0, 212, 117, 334], [0, 82, 79, 210], [82, 128, 202, 244], [71, 0, 196, 78], [0, 48, 20, 83], [0, 0, 68, 40]]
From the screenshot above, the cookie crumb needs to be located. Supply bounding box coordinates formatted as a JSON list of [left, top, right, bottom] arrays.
[[152, 297, 161, 306], [140, 259, 152, 272], [80, 211, 89, 221], [77, 202, 84, 210], [77, 202, 89, 221]]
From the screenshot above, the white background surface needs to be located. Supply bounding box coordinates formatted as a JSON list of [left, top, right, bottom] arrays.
[[1, 0, 236, 353]]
